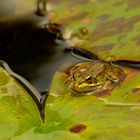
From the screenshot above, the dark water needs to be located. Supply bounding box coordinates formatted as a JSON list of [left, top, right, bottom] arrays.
[[0, 3, 79, 93]]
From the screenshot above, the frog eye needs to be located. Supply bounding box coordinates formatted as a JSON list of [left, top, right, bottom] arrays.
[[86, 76, 97, 84]]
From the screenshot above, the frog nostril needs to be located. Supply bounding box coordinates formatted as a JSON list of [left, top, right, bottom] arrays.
[[93, 78, 98, 84]]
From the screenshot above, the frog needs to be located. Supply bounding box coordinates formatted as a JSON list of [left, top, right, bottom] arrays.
[[67, 61, 125, 96]]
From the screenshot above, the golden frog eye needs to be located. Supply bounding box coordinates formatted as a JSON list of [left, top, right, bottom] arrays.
[[85, 76, 97, 84]]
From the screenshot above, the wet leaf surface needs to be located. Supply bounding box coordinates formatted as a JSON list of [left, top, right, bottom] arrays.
[[47, 0, 140, 62], [0, 66, 41, 140], [5, 60, 140, 140], [42, 62, 140, 139], [1, 0, 140, 140]]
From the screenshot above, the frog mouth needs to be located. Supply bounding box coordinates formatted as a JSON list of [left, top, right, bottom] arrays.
[[69, 83, 101, 95]]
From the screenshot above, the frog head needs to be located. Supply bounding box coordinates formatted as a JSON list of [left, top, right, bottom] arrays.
[[67, 61, 125, 96]]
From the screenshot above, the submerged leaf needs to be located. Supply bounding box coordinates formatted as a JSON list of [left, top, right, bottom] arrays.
[[47, 0, 140, 61]]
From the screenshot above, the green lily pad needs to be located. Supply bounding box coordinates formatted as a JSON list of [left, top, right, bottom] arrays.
[[0, 66, 41, 140], [40, 62, 140, 139], [2, 60, 140, 139], [47, 0, 140, 62]]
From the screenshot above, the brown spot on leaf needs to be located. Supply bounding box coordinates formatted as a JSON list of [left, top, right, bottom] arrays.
[[91, 15, 140, 42], [132, 88, 140, 93], [113, 1, 126, 6], [98, 14, 111, 21], [80, 18, 90, 24], [16, 116, 21, 120], [70, 124, 87, 134], [127, 0, 140, 10]]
